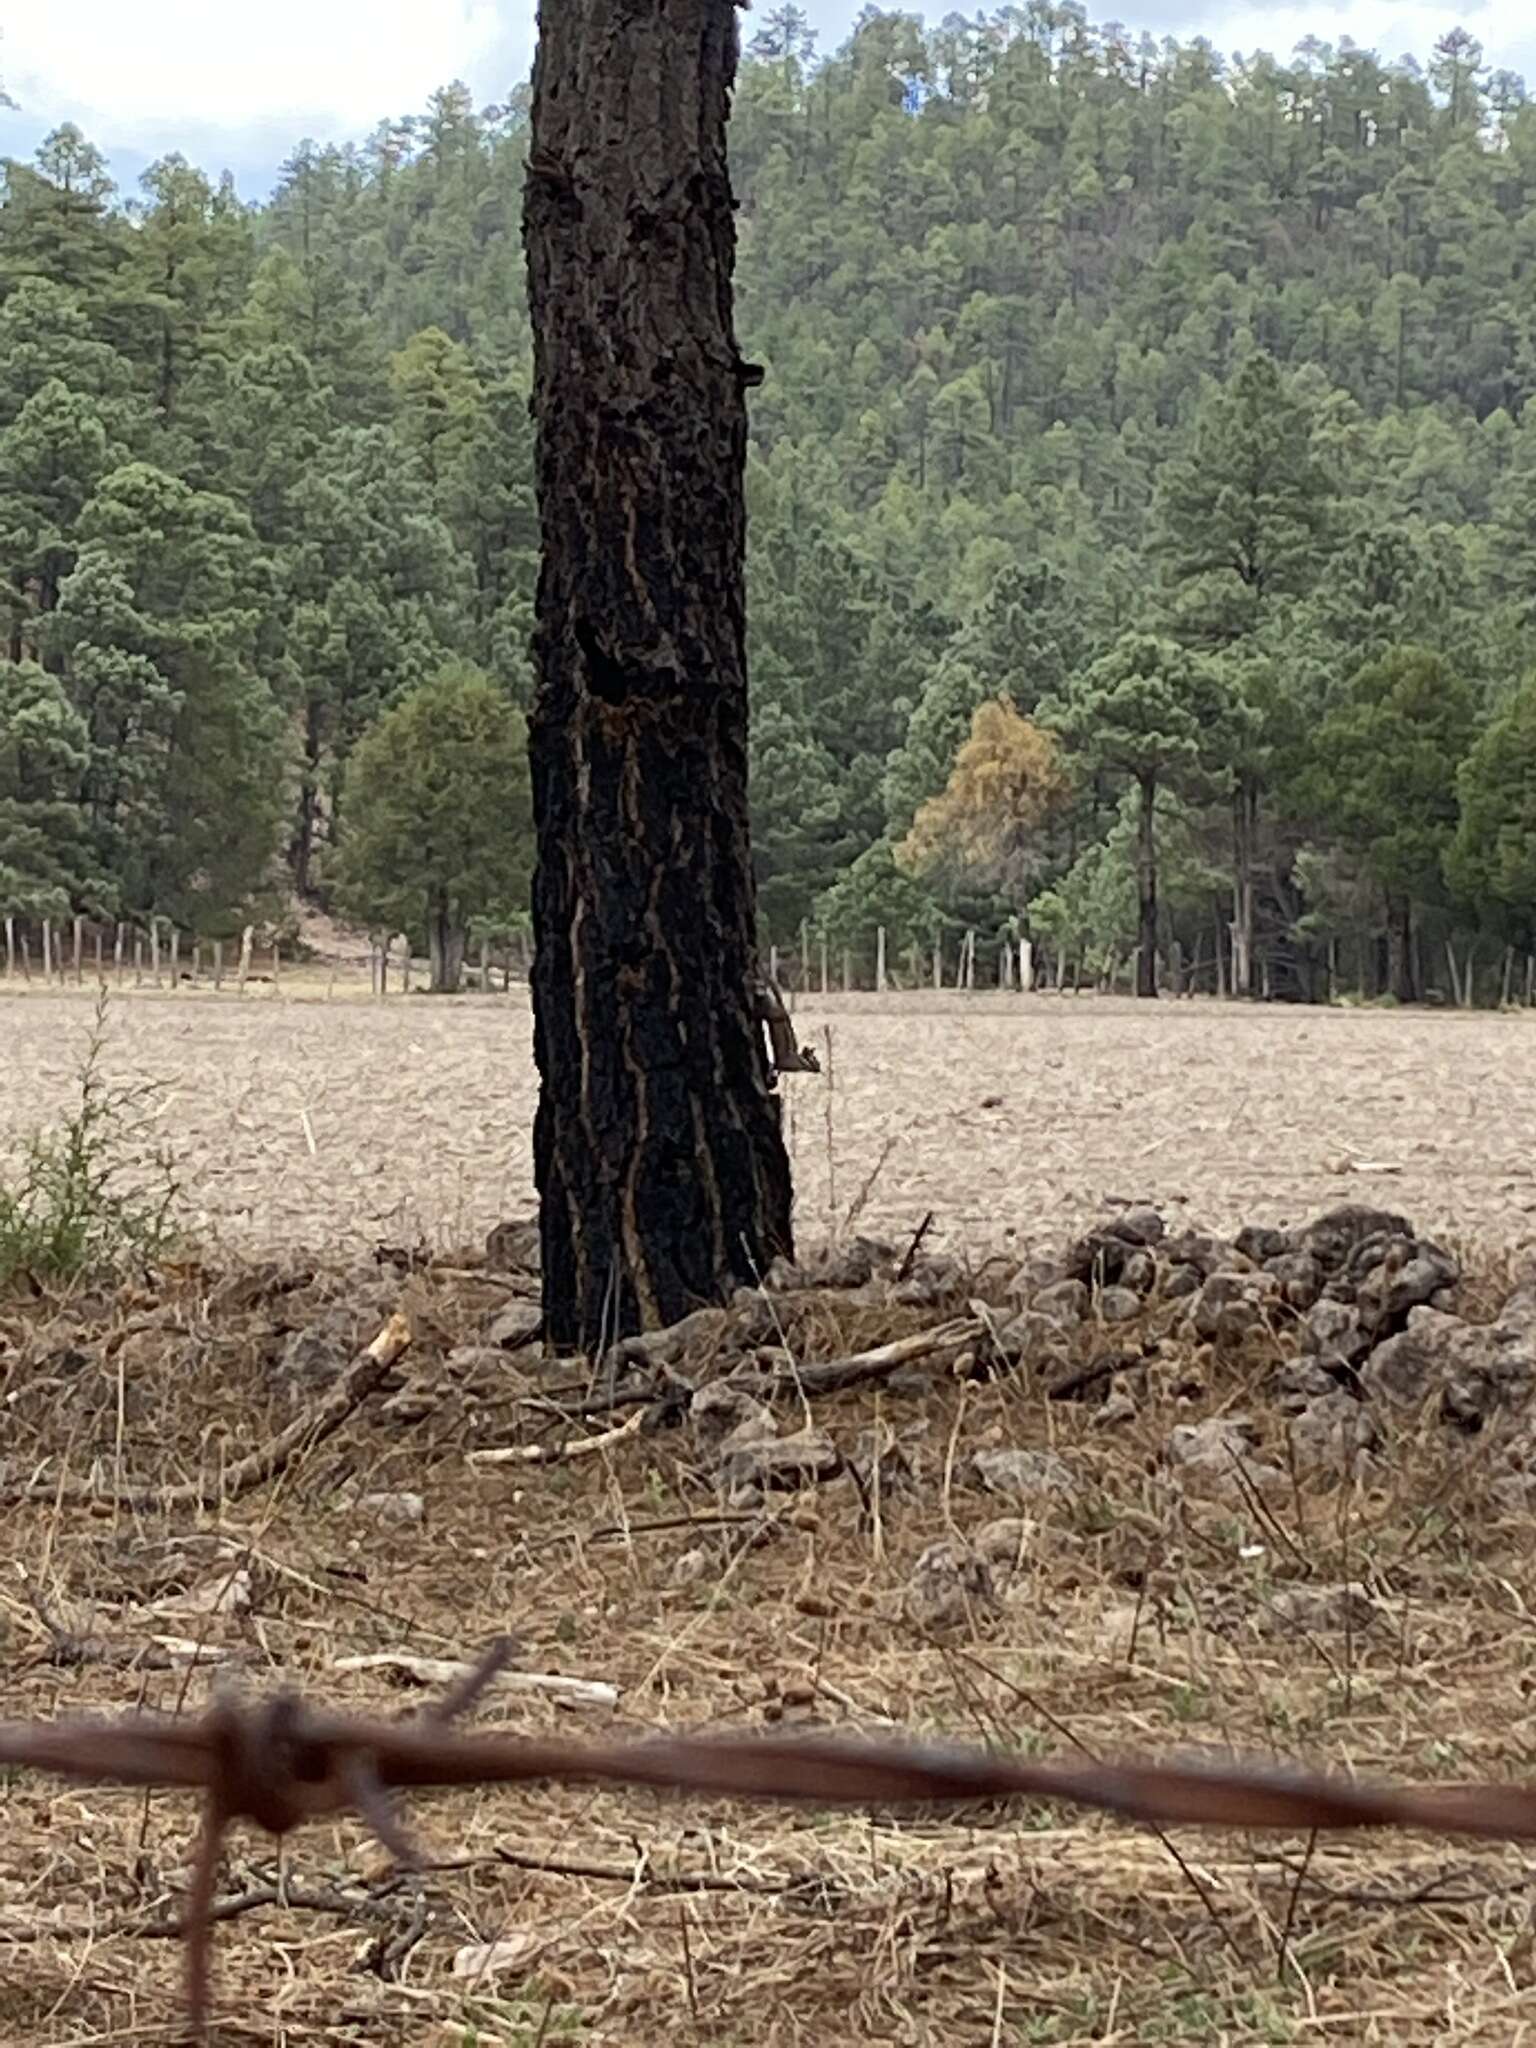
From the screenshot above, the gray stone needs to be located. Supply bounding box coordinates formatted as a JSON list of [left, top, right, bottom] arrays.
[[483, 1299, 544, 1351], [1097, 1285, 1143, 1325], [1301, 1298, 1371, 1368], [1192, 1270, 1279, 1348], [1356, 1241, 1459, 1334], [1034, 1278, 1090, 1324], [691, 1381, 776, 1453], [1361, 1297, 1536, 1424], [993, 1310, 1073, 1370], [1167, 1415, 1263, 1473], [1118, 1249, 1160, 1297], [902, 1540, 997, 1630], [718, 1427, 840, 1501], [970, 1447, 1079, 1500], [1262, 1582, 1378, 1636], [1264, 1251, 1325, 1311], [1162, 1262, 1203, 1300], [1300, 1204, 1413, 1273], [355, 1490, 425, 1526], [1237, 1225, 1296, 1264], [1287, 1392, 1381, 1477], [484, 1217, 541, 1273], [1093, 1388, 1138, 1428], [1108, 1207, 1166, 1248]]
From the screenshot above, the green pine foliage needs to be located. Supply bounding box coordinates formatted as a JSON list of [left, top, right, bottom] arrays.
[[5, 14, 1536, 996]]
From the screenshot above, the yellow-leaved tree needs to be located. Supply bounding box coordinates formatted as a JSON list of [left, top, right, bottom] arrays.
[[898, 700, 1070, 899]]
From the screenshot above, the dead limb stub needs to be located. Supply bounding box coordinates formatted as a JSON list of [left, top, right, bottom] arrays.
[[754, 975, 821, 1082]]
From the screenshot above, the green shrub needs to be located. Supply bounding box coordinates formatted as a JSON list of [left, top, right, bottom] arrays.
[[0, 991, 182, 1289]]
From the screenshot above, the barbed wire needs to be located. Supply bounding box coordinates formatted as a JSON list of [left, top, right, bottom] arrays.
[[7, 1640, 1536, 2039]]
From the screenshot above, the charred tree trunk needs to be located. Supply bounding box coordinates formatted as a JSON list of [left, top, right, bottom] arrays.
[[428, 891, 465, 994], [524, 0, 794, 1353], [1135, 771, 1158, 998]]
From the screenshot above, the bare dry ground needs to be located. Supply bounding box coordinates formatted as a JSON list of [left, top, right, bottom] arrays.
[[5, 986, 1536, 1259], [5, 990, 1536, 2044]]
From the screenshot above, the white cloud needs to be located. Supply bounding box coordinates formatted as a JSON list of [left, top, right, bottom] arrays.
[[3, 0, 529, 142]]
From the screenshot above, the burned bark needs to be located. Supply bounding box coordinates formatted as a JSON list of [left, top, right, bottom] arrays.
[[523, 0, 795, 1352]]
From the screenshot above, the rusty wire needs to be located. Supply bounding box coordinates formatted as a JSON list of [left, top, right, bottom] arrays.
[[7, 1637, 1536, 2038]]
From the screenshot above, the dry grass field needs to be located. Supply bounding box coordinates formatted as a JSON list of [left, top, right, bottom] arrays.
[[5, 985, 1536, 1259], [5, 987, 1536, 2045]]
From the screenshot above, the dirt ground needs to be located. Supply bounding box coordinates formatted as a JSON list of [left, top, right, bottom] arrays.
[[5, 986, 1536, 1263], [6, 988, 1536, 2044]]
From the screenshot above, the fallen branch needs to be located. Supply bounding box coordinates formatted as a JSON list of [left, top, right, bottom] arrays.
[[467, 1403, 648, 1468], [492, 1844, 801, 1895], [0, 1313, 411, 1510], [768, 1317, 983, 1397], [332, 1651, 618, 1709]]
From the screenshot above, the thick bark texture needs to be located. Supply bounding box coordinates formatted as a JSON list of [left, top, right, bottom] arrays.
[[1135, 772, 1158, 999], [524, 0, 794, 1352]]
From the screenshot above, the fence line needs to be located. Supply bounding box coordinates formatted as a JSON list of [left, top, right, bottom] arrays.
[[5, 913, 1534, 1008], [11, 1638, 1536, 2039]]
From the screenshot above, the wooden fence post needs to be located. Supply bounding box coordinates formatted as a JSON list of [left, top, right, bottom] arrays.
[[19, 933, 31, 982], [169, 928, 181, 991], [479, 936, 490, 992], [1019, 938, 1032, 993], [213, 938, 224, 992], [191, 940, 202, 987], [1000, 941, 1013, 991], [271, 938, 280, 990], [114, 923, 125, 987], [134, 932, 144, 986], [148, 918, 162, 988], [931, 934, 942, 990], [818, 933, 828, 994], [237, 925, 253, 994], [93, 926, 103, 983], [73, 915, 83, 986], [841, 948, 851, 993], [876, 926, 887, 993], [41, 919, 53, 982], [799, 920, 810, 990], [401, 938, 411, 995], [3, 915, 13, 981]]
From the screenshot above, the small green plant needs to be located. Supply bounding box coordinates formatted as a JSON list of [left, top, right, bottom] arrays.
[[0, 989, 182, 1289]]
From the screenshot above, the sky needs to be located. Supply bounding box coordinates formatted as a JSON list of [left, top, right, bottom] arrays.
[[2, 0, 1534, 202]]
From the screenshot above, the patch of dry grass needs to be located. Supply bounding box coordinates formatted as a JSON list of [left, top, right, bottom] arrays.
[[2, 1254, 1536, 2044]]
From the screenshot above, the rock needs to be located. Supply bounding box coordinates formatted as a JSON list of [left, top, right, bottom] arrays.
[[1162, 1262, 1203, 1300], [1355, 1241, 1459, 1333], [718, 1427, 840, 1502], [1287, 1392, 1380, 1477], [691, 1382, 776, 1454], [1167, 1415, 1262, 1471], [671, 1545, 714, 1587], [1096, 1285, 1143, 1326], [992, 1311, 1073, 1370], [973, 1516, 1037, 1566], [277, 1305, 379, 1389], [1062, 1229, 1140, 1289], [901, 1540, 997, 1630], [1118, 1249, 1160, 1297], [1271, 1356, 1339, 1411], [1108, 1206, 1166, 1248], [891, 1256, 966, 1308], [355, 1490, 425, 1525], [484, 1217, 541, 1273], [1192, 1270, 1279, 1348], [1093, 1388, 1138, 1428], [1301, 1298, 1371, 1369], [970, 1447, 1078, 1501], [1300, 1204, 1413, 1273], [483, 1300, 543, 1351], [1362, 1300, 1536, 1425], [1264, 1251, 1325, 1311], [1237, 1225, 1295, 1264], [1034, 1278, 1090, 1324], [768, 1238, 898, 1292], [1262, 1582, 1378, 1636], [1162, 1230, 1238, 1278]]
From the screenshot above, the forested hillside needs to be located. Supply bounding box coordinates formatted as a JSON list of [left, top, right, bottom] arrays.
[[6, 7, 1536, 999]]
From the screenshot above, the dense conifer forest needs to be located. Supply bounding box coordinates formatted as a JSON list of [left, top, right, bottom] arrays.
[[6, 7, 1536, 999]]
